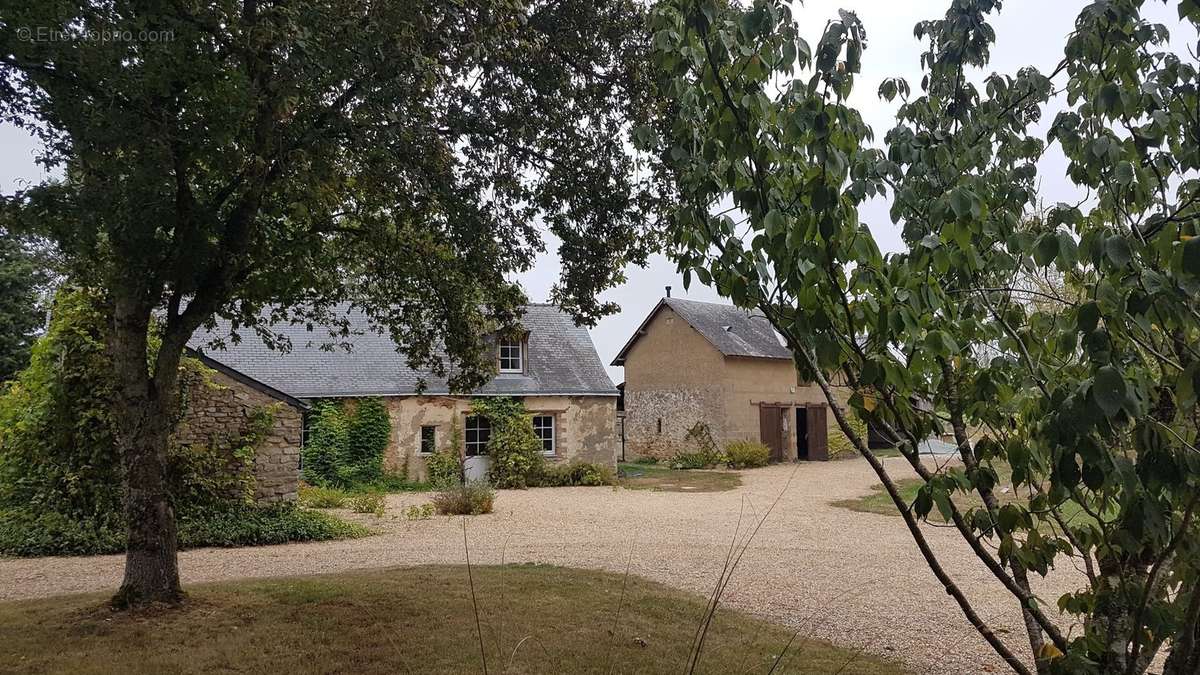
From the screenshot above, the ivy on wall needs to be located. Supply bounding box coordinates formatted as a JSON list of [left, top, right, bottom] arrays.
[[0, 288, 277, 530], [470, 397, 543, 489], [301, 397, 391, 486]]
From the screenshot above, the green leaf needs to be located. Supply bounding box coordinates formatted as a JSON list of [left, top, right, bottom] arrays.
[[924, 330, 957, 357], [1104, 235, 1132, 266], [1093, 365, 1127, 417], [1114, 161, 1134, 185], [1034, 233, 1060, 266], [1183, 236, 1200, 276], [1076, 301, 1100, 333], [949, 188, 973, 219], [763, 209, 785, 237]]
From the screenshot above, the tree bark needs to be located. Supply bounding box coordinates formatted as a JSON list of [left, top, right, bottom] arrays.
[[108, 297, 185, 608]]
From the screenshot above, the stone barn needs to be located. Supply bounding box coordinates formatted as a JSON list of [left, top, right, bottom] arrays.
[[613, 297, 842, 462]]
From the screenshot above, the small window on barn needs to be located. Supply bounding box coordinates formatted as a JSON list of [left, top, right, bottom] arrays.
[[420, 426, 436, 455], [465, 415, 491, 456], [498, 338, 523, 373], [532, 415, 555, 456], [657, 418, 662, 434]]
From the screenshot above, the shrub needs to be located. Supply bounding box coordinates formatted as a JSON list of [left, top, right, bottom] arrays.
[[0, 509, 124, 557], [827, 411, 867, 460], [403, 503, 434, 520], [0, 503, 368, 557], [426, 450, 462, 489], [724, 440, 771, 469], [669, 422, 726, 469], [472, 397, 544, 489], [536, 461, 616, 487], [298, 484, 348, 508], [176, 503, 369, 549], [348, 492, 385, 516], [432, 481, 494, 515]]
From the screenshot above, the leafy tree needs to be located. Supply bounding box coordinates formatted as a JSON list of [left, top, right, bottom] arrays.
[[0, 230, 50, 381], [645, 0, 1199, 673], [0, 0, 662, 606]]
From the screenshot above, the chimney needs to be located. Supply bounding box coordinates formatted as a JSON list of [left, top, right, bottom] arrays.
[[665, 285, 672, 298]]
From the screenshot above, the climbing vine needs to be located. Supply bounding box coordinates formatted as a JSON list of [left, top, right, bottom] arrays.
[[301, 397, 391, 487]]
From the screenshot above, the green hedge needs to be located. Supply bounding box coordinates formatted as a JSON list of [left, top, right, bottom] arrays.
[[0, 504, 369, 557]]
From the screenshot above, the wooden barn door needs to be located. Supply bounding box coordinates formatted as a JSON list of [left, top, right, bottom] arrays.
[[805, 405, 829, 461], [759, 405, 784, 462]]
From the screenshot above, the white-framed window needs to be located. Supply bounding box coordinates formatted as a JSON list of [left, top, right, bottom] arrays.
[[532, 415, 555, 456], [465, 415, 491, 456], [498, 338, 523, 373], [419, 425, 437, 455]]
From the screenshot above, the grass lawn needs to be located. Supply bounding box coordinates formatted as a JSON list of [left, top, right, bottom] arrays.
[[0, 565, 909, 675], [618, 462, 741, 492], [830, 465, 1092, 529]]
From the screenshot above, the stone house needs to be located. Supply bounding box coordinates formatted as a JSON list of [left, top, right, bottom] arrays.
[[175, 351, 307, 502], [191, 304, 619, 482], [614, 297, 842, 462]]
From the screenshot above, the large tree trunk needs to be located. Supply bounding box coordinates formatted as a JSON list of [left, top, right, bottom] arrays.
[[108, 297, 186, 608]]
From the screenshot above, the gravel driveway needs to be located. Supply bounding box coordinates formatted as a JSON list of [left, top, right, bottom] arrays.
[[0, 457, 1084, 674]]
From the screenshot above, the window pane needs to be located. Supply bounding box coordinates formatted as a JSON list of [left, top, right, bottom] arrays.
[[421, 426, 436, 454], [532, 415, 554, 455]]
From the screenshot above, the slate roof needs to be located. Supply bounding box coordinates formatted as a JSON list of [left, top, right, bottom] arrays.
[[611, 298, 792, 366], [188, 304, 617, 398]]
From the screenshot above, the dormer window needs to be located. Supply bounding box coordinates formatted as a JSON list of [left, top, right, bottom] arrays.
[[498, 338, 523, 373]]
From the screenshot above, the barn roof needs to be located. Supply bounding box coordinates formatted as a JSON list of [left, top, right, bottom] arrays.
[[189, 304, 617, 398], [611, 298, 792, 366]]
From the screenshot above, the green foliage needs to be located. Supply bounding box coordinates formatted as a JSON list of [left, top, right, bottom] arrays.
[[298, 484, 348, 509], [536, 462, 617, 487], [0, 289, 121, 523], [827, 414, 868, 461], [432, 481, 495, 516], [174, 504, 369, 550], [0, 230, 50, 382], [343, 398, 390, 484], [0, 289, 309, 556], [670, 422, 726, 469], [348, 493, 385, 517], [301, 398, 390, 488], [724, 441, 771, 469], [425, 418, 464, 488], [647, 0, 1200, 671], [0, 504, 367, 557], [472, 397, 545, 489], [403, 503, 435, 520]]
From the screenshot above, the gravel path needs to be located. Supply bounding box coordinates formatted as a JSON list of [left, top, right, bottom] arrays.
[[0, 457, 1085, 674]]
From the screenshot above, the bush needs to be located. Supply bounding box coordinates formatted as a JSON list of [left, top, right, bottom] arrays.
[[669, 422, 726, 469], [348, 492, 385, 516], [724, 440, 771, 469], [424, 417, 463, 488], [403, 503, 434, 520], [0, 509, 124, 557], [0, 503, 368, 557], [177, 503, 369, 549], [298, 484, 348, 508], [536, 461, 616, 487], [472, 397, 544, 489], [432, 481, 494, 515], [828, 411, 867, 459]]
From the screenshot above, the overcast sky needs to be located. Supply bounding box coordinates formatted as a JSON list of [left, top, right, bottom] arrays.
[[2, 1, 1192, 383]]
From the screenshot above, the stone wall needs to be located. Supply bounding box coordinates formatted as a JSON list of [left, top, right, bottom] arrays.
[[384, 394, 619, 481], [623, 387, 726, 460], [173, 367, 302, 502]]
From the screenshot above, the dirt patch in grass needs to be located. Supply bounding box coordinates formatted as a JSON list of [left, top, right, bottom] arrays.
[[0, 564, 909, 675], [617, 463, 741, 492]]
